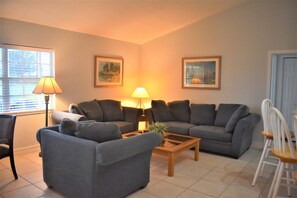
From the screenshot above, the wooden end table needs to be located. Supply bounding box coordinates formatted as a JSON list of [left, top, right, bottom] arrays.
[[123, 131, 201, 177]]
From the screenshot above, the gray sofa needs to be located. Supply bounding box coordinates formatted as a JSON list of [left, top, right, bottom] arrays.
[[52, 99, 143, 133], [145, 100, 260, 158], [37, 122, 161, 198]]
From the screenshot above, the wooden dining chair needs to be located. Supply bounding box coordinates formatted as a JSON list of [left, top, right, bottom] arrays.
[[252, 99, 278, 186], [0, 114, 18, 180], [268, 108, 297, 198]]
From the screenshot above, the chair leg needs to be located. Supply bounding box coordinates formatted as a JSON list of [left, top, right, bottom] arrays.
[[285, 163, 291, 196], [268, 160, 280, 198], [272, 162, 284, 198], [260, 140, 272, 176], [252, 139, 270, 186], [9, 152, 18, 180]]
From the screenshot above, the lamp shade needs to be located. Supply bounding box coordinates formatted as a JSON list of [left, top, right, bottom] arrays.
[[131, 87, 150, 98], [33, 76, 63, 94]]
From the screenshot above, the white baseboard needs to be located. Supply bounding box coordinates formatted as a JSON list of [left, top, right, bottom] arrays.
[[15, 144, 40, 155]]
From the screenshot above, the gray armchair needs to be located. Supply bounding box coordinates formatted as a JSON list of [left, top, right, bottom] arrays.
[[38, 126, 161, 198]]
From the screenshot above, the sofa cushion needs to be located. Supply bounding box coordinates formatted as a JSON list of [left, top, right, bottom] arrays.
[[190, 104, 216, 125], [59, 119, 96, 136], [225, 105, 249, 132], [105, 121, 134, 134], [214, 104, 241, 127], [78, 100, 104, 122], [168, 100, 191, 123], [151, 100, 173, 122], [75, 122, 122, 143], [163, 121, 195, 135], [69, 103, 84, 115], [189, 125, 232, 142], [98, 100, 125, 121]]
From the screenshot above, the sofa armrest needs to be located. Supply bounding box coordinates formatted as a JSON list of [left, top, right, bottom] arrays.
[[36, 125, 59, 144], [122, 106, 143, 130], [231, 113, 260, 158], [95, 132, 161, 166], [144, 108, 155, 123], [52, 111, 88, 124]]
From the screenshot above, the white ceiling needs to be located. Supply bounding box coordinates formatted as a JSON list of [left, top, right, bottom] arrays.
[[0, 0, 247, 44]]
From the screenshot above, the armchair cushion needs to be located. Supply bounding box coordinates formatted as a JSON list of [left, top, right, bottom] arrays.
[[225, 105, 249, 132], [59, 119, 96, 136], [98, 100, 125, 121], [151, 100, 173, 122], [78, 100, 104, 122], [168, 100, 190, 123], [214, 104, 241, 127], [59, 118, 77, 136], [75, 122, 122, 143], [190, 104, 216, 125]]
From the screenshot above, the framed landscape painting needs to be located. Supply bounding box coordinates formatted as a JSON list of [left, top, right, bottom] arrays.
[[94, 56, 124, 87], [182, 56, 221, 89]]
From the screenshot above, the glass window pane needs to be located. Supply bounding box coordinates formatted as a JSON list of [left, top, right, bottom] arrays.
[[23, 51, 37, 63], [8, 62, 22, 77]]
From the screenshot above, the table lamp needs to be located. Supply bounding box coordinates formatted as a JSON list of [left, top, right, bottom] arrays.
[[33, 76, 63, 126], [131, 87, 150, 131], [131, 87, 150, 109]]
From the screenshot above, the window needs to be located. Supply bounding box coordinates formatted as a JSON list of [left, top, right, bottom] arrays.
[[0, 44, 55, 114]]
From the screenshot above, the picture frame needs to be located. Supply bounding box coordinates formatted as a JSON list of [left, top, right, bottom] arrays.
[[182, 56, 221, 89], [94, 56, 124, 87]]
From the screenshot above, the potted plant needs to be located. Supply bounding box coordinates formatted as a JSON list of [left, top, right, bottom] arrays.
[[148, 122, 168, 145]]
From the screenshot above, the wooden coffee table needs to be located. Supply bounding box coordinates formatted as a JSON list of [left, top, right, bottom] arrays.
[[123, 131, 201, 176]]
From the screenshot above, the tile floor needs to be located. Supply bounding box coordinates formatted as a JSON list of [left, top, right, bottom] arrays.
[[0, 147, 296, 198]]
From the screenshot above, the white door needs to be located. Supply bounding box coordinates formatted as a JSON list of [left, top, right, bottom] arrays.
[[270, 53, 297, 130]]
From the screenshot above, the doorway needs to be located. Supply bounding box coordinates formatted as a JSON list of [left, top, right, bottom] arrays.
[[269, 51, 297, 130]]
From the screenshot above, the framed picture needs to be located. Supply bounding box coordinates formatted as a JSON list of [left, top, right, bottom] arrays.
[[94, 56, 124, 87], [182, 56, 221, 89]]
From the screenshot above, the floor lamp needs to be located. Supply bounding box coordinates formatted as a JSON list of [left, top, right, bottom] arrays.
[[33, 76, 63, 127]]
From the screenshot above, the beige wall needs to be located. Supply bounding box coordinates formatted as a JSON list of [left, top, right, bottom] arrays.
[[1, 0, 296, 149], [1, 18, 141, 149], [140, 0, 297, 146]]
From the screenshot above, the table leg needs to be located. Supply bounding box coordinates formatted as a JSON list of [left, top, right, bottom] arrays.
[[168, 153, 174, 176], [194, 142, 199, 161]]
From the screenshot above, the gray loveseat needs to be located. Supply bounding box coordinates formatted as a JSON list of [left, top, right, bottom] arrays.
[[37, 121, 161, 198], [52, 99, 143, 133], [145, 100, 260, 158]]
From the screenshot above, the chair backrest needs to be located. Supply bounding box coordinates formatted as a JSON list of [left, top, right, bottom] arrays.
[[293, 115, 297, 148], [261, 99, 273, 133], [0, 115, 17, 144], [270, 107, 295, 158]]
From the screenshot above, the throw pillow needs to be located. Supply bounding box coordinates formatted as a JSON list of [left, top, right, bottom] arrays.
[[78, 100, 104, 122], [168, 100, 191, 123], [59, 118, 77, 136], [190, 104, 216, 125], [98, 100, 125, 121], [75, 122, 122, 143], [68, 103, 84, 115], [59, 119, 96, 136], [225, 105, 249, 132], [214, 104, 241, 127], [151, 100, 173, 122]]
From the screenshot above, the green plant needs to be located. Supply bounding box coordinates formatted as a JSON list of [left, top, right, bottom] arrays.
[[148, 122, 167, 137]]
